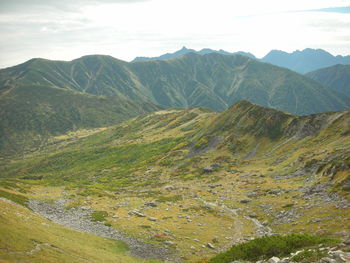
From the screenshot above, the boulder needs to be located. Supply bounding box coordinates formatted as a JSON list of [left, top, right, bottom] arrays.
[[145, 201, 158, 207], [268, 256, 280, 263], [247, 192, 259, 198], [320, 257, 337, 263], [240, 198, 252, 204], [207, 243, 215, 249], [329, 250, 350, 262], [164, 185, 176, 191], [267, 189, 281, 195], [164, 241, 175, 246], [203, 166, 214, 173], [128, 210, 146, 217], [343, 236, 350, 245]]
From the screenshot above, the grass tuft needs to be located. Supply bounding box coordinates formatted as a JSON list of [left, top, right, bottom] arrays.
[[91, 210, 108, 222], [0, 189, 28, 207]]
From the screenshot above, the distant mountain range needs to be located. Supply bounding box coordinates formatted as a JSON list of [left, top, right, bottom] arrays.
[[1, 53, 348, 115], [133, 47, 350, 73], [306, 64, 350, 97], [133, 46, 256, 62], [1, 52, 350, 155], [262, 48, 350, 73]]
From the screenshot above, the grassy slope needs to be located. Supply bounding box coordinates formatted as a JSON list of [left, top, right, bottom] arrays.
[[0, 198, 158, 263], [0, 101, 349, 262], [306, 64, 350, 97], [1, 54, 349, 115], [0, 84, 162, 157]]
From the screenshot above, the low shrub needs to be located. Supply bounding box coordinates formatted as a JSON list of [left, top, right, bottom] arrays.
[[209, 233, 337, 263]]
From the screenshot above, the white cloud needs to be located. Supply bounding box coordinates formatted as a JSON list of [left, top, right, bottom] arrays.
[[0, 0, 349, 68]]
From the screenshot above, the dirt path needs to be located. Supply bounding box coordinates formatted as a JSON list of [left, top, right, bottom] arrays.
[[199, 199, 272, 240]]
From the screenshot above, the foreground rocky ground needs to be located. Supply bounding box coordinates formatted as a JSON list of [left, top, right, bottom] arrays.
[[239, 245, 350, 263], [27, 197, 350, 263], [28, 199, 178, 262]]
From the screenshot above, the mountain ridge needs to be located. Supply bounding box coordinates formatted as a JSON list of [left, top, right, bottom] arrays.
[[132, 47, 350, 73], [261, 48, 350, 73], [132, 46, 256, 62], [2, 52, 349, 115]]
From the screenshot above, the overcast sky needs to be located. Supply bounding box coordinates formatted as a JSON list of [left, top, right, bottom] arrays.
[[0, 0, 350, 68]]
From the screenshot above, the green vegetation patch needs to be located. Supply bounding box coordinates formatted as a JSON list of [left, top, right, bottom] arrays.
[[91, 210, 108, 222], [156, 195, 183, 203], [0, 189, 28, 207], [209, 234, 337, 263], [0, 137, 184, 188]]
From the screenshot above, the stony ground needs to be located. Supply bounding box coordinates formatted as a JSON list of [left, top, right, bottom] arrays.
[[28, 199, 179, 262]]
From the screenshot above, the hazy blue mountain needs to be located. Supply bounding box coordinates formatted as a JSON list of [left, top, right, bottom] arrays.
[[262, 48, 350, 73], [134, 47, 350, 74], [306, 64, 350, 96]]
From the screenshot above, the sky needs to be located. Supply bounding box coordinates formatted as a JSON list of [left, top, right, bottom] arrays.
[[0, 0, 350, 68]]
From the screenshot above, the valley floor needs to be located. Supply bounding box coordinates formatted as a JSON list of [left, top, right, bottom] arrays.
[[1, 104, 350, 262]]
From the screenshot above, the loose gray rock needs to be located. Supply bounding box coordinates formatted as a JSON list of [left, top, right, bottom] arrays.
[[129, 210, 146, 217], [320, 257, 337, 263], [28, 200, 176, 262], [343, 236, 350, 245], [207, 243, 215, 249], [247, 192, 259, 198], [240, 198, 252, 204], [203, 166, 214, 173], [164, 241, 175, 246], [145, 201, 157, 207], [268, 256, 280, 263]]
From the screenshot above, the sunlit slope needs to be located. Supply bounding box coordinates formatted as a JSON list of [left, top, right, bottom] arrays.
[[0, 101, 349, 262], [0, 198, 157, 263], [1, 101, 349, 190]]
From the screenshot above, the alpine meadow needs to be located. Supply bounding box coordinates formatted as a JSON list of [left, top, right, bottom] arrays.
[[0, 1, 350, 263]]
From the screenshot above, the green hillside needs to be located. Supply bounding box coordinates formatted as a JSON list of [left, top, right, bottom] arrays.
[[1, 101, 349, 262], [1, 53, 349, 115], [306, 64, 350, 96], [0, 84, 162, 157], [0, 198, 159, 263]]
